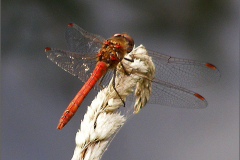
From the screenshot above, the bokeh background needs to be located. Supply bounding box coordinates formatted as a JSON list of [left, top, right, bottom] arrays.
[[1, 0, 239, 159]]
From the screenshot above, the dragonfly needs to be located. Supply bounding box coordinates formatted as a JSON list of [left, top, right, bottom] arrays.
[[45, 23, 220, 130]]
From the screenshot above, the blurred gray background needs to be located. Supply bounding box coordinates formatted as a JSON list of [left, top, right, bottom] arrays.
[[1, 0, 239, 160]]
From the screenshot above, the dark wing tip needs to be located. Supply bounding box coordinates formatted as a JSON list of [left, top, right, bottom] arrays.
[[205, 63, 216, 69], [45, 47, 51, 52], [194, 93, 205, 101], [68, 23, 74, 27]]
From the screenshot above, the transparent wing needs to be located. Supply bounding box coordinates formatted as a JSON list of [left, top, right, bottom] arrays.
[[45, 48, 115, 91], [124, 48, 220, 108], [148, 79, 207, 108], [65, 23, 105, 53], [45, 48, 97, 83], [126, 80, 207, 108], [147, 50, 221, 88], [45, 23, 115, 90]]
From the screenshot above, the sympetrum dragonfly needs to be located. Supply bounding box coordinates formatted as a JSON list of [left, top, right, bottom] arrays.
[[45, 23, 220, 130]]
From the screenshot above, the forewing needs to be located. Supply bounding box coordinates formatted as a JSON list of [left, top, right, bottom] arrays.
[[65, 23, 105, 54], [148, 50, 221, 88]]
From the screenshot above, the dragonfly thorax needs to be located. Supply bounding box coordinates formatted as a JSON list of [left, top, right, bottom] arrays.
[[97, 36, 131, 69]]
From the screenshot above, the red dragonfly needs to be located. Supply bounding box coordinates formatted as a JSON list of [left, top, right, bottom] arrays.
[[45, 23, 220, 130]]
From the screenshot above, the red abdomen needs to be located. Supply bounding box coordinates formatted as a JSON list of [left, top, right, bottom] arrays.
[[57, 61, 108, 129]]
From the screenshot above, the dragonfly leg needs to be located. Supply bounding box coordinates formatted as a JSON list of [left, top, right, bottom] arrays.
[[120, 62, 133, 75], [124, 57, 134, 62], [97, 70, 125, 107], [122, 56, 134, 75], [97, 74, 106, 89], [113, 68, 125, 107]]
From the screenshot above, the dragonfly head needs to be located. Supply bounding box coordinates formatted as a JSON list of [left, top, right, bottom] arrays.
[[112, 33, 134, 53]]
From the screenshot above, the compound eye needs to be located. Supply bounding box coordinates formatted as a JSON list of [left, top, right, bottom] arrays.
[[113, 33, 122, 37], [112, 33, 134, 53], [122, 33, 134, 53]]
